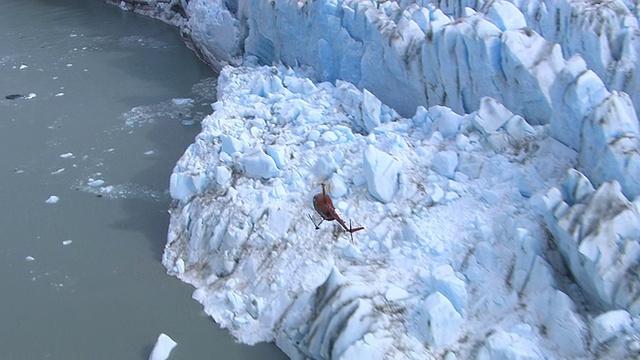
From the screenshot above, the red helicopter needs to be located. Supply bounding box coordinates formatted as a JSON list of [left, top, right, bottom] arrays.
[[309, 183, 364, 239]]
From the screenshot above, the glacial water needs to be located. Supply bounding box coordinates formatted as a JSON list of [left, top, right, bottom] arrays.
[[0, 0, 286, 358]]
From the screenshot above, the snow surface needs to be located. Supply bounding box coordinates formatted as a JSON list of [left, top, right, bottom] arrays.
[[109, 0, 640, 358]]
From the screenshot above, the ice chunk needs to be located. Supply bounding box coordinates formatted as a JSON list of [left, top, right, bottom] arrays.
[[321, 130, 339, 143], [268, 207, 294, 238], [457, 153, 482, 179], [384, 285, 409, 302], [423, 264, 468, 315], [242, 149, 279, 179], [431, 151, 458, 179], [591, 310, 632, 345], [328, 174, 348, 198], [361, 89, 382, 132], [504, 115, 535, 143], [430, 183, 445, 204], [266, 145, 286, 169], [45, 196, 59, 204], [562, 168, 595, 205], [477, 330, 544, 360], [313, 155, 337, 180], [172, 98, 193, 106], [416, 292, 462, 349], [215, 166, 232, 188], [430, 105, 463, 138], [543, 290, 587, 356], [412, 106, 430, 128], [148, 333, 177, 360], [473, 97, 514, 135], [363, 145, 401, 203], [220, 135, 244, 155], [87, 179, 105, 187]]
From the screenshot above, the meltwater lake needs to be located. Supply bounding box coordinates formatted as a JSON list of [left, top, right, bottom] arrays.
[[0, 0, 286, 358]]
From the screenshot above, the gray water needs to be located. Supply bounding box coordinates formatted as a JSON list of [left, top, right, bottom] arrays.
[[0, 1, 287, 359]]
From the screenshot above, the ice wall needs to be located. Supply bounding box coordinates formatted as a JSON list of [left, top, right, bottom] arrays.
[[429, 0, 640, 120]]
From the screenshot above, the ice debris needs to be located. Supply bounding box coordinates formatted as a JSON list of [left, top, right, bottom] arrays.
[[45, 196, 59, 204], [148, 333, 177, 360], [162, 64, 594, 359], [363, 145, 401, 203]]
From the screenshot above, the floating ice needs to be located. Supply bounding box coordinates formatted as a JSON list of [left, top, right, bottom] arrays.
[[59, 152, 74, 158], [87, 179, 105, 187], [171, 98, 193, 106], [45, 196, 59, 204], [148, 333, 177, 360]]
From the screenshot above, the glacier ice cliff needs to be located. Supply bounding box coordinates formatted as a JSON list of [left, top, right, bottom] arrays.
[[431, 0, 640, 121]]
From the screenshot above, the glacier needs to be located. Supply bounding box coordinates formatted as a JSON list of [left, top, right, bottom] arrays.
[[110, 0, 640, 359]]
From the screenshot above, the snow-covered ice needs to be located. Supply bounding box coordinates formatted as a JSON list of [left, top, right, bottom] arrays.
[[110, 0, 640, 358]]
